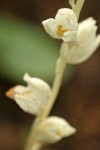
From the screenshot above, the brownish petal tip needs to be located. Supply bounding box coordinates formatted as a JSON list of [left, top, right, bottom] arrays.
[[5, 86, 17, 99]]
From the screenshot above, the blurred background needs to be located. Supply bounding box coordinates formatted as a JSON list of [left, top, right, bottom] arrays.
[[0, 0, 100, 150]]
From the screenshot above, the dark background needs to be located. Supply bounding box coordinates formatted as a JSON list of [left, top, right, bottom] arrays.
[[0, 0, 100, 150]]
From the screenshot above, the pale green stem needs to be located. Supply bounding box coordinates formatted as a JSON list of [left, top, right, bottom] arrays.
[[28, 141, 42, 150], [41, 56, 67, 119], [24, 119, 41, 150], [74, 0, 85, 19], [24, 55, 67, 150], [69, 0, 76, 10]]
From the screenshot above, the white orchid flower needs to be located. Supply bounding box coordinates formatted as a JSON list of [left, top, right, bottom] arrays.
[[6, 73, 51, 116], [42, 8, 78, 43], [61, 17, 100, 64], [36, 116, 76, 144]]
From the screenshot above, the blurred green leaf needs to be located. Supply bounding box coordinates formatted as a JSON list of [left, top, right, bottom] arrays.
[[0, 16, 74, 84]]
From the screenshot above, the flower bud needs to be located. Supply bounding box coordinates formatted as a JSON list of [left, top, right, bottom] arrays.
[[36, 116, 76, 144], [6, 73, 51, 116]]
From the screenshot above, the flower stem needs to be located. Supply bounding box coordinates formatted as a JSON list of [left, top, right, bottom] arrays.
[[25, 141, 42, 150], [41, 56, 67, 119], [24, 55, 67, 150], [69, 0, 76, 10], [74, 0, 85, 19]]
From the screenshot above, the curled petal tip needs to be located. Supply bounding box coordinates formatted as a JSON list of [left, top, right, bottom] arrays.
[[23, 73, 30, 81], [67, 126, 76, 136], [5, 86, 17, 99], [42, 20, 47, 26]]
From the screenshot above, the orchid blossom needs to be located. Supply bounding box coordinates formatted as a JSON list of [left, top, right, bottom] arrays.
[[42, 8, 78, 43], [6, 73, 51, 116], [61, 17, 100, 64]]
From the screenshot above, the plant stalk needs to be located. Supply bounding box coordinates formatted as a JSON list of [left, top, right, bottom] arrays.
[[25, 56, 67, 150]]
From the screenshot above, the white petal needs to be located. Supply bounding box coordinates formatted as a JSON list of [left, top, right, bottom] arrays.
[[56, 15, 78, 31], [79, 17, 96, 29], [36, 116, 76, 144], [56, 15, 70, 29], [78, 17, 97, 45], [67, 35, 100, 64], [56, 8, 77, 23], [15, 94, 38, 114], [23, 73, 51, 95], [62, 31, 77, 42], [14, 92, 50, 115], [55, 9, 78, 30], [42, 18, 61, 39], [92, 34, 100, 51]]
